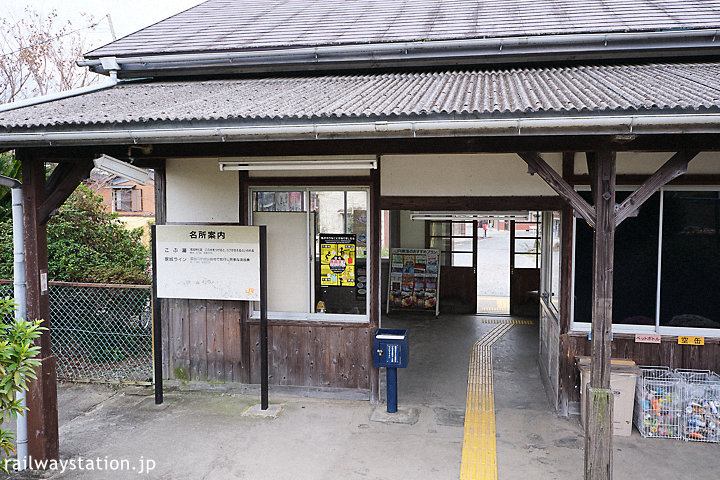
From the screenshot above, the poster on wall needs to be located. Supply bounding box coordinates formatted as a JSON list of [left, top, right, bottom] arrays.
[[387, 248, 440, 316], [155, 225, 260, 301], [352, 210, 367, 258], [319, 234, 356, 287]]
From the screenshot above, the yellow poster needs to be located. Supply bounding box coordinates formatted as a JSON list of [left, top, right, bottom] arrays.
[[319, 235, 356, 287]]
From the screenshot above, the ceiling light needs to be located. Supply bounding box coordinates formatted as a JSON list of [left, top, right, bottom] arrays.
[[219, 159, 377, 171]]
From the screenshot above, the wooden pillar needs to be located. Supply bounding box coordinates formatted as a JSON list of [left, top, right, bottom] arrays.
[[239, 171, 251, 384], [369, 161, 381, 404], [585, 151, 616, 480], [19, 151, 59, 462]]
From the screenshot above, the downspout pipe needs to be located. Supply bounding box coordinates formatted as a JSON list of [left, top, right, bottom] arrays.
[[0, 72, 120, 114], [0, 177, 27, 471]]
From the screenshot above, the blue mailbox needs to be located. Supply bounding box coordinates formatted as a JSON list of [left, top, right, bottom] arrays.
[[373, 329, 408, 413], [373, 329, 408, 368]]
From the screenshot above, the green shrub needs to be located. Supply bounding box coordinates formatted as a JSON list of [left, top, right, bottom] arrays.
[[0, 298, 45, 472]]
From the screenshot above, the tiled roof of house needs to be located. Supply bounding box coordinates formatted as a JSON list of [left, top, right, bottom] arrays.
[[86, 0, 720, 58], [2, 63, 719, 131]]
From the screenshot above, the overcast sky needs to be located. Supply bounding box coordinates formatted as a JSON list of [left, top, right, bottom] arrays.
[[5, 0, 206, 52]]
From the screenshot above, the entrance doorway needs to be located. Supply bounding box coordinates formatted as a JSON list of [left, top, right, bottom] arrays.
[[476, 213, 542, 316], [476, 220, 510, 314], [509, 215, 541, 316]]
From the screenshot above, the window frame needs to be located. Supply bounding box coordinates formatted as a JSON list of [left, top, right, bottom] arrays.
[[425, 220, 476, 267], [540, 211, 561, 315], [248, 186, 371, 323], [570, 185, 720, 337]]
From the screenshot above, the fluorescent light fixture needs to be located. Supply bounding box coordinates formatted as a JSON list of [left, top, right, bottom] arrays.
[[219, 158, 377, 171], [93, 154, 150, 185], [410, 211, 533, 222]]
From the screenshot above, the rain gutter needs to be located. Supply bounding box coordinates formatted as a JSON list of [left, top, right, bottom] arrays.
[[77, 29, 720, 77], [2, 114, 720, 147]]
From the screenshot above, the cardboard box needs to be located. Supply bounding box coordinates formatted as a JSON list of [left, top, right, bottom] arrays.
[[577, 358, 642, 437]]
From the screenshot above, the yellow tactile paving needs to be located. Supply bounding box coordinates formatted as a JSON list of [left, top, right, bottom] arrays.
[[480, 318, 535, 325], [477, 296, 510, 313], [460, 322, 515, 480]]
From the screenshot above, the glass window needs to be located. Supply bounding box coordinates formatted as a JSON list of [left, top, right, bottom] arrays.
[[427, 221, 474, 267], [252, 191, 304, 212], [551, 212, 561, 311], [514, 216, 541, 269], [251, 188, 369, 320], [313, 190, 367, 315], [573, 191, 660, 325], [659, 191, 720, 329]]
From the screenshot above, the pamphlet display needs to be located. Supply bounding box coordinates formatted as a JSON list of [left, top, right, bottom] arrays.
[[387, 248, 440, 316]]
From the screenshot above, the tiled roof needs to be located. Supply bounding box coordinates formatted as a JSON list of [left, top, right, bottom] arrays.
[[2, 63, 720, 130], [86, 0, 720, 57]]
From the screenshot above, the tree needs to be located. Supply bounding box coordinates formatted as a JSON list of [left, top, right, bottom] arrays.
[[0, 184, 150, 285], [0, 300, 44, 473], [0, 8, 101, 104]]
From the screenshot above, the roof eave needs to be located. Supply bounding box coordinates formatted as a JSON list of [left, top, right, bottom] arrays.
[[79, 29, 720, 78], [3, 113, 720, 148]]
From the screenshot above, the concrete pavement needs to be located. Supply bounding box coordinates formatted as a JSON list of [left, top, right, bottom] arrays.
[[3, 313, 718, 479]]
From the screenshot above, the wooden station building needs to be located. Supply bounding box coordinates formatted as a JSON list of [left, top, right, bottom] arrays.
[[1, 0, 720, 468]]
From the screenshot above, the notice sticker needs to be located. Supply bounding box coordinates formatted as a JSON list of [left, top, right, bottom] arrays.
[[635, 334, 661, 344], [678, 336, 705, 346]]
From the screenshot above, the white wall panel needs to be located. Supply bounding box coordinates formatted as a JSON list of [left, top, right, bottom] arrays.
[[381, 153, 562, 196], [166, 158, 239, 223]]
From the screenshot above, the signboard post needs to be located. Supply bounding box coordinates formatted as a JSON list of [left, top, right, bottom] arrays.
[[153, 225, 268, 408], [259, 226, 268, 410]]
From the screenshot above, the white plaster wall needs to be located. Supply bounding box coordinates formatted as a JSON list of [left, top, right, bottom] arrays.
[[399, 210, 426, 249], [573, 151, 720, 175], [166, 158, 239, 223], [381, 153, 562, 196]]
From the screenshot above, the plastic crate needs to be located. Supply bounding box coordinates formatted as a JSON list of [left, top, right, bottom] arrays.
[[634, 366, 683, 439], [675, 369, 720, 443]]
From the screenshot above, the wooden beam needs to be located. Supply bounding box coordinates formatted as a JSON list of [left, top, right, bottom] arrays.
[[566, 173, 720, 186], [38, 160, 94, 225], [586, 150, 616, 480], [586, 152, 598, 206], [585, 388, 614, 478], [20, 152, 60, 462], [614, 150, 698, 226], [518, 152, 596, 228], [379, 195, 563, 211], [19, 133, 720, 162], [561, 152, 575, 184]]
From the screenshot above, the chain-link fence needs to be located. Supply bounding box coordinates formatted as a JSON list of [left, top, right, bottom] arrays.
[[0, 280, 153, 385]]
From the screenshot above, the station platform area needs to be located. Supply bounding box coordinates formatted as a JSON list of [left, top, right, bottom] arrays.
[[3, 313, 718, 479]]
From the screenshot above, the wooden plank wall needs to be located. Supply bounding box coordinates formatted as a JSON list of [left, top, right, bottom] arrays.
[[162, 298, 371, 389], [248, 323, 371, 389], [560, 333, 720, 412], [164, 299, 245, 383]]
